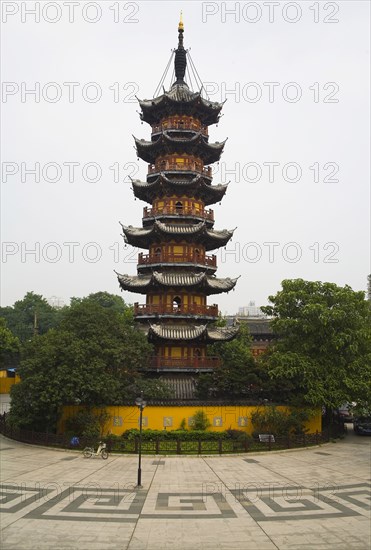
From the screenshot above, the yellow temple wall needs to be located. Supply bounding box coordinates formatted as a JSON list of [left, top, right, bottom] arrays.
[[0, 375, 21, 394], [59, 405, 322, 435]]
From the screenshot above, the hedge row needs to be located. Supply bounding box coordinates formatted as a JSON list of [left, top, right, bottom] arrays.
[[114, 428, 251, 442]]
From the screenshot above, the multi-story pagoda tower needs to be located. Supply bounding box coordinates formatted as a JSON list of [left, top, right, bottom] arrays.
[[117, 17, 239, 383]]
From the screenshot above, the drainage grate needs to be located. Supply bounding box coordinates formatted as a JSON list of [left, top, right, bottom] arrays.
[[0, 447, 14, 451], [243, 459, 258, 463], [61, 456, 79, 461], [152, 460, 165, 465]]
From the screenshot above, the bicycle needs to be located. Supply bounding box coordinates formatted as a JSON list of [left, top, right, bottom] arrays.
[[83, 441, 108, 459]]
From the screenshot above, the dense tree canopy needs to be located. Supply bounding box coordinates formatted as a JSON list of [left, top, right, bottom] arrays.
[[8, 292, 156, 430], [0, 292, 62, 342], [6, 280, 371, 431], [261, 279, 371, 408], [196, 324, 299, 402], [197, 325, 267, 400], [0, 318, 20, 369]]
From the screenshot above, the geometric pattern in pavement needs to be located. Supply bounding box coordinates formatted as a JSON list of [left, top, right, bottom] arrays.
[[0, 484, 54, 513], [0, 482, 369, 522], [24, 486, 146, 523], [141, 492, 236, 519], [231, 482, 371, 521]]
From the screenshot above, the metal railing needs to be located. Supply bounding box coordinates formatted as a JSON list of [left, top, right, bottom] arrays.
[[143, 205, 214, 221], [151, 121, 208, 136], [134, 303, 218, 317], [0, 422, 338, 455], [137, 252, 217, 267], [148, 163, 212, 178]]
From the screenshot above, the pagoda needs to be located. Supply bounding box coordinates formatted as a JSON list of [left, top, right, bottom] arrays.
[[117, 16, 239, 387]]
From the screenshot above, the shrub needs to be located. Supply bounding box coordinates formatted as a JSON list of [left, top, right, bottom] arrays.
[[65, 408, 111, 440], [225, 429, 253, 443], [179, 418, 187, 430], [251, 405, 310, 436], [121, 428, 244, 441], [191, 410, 211, 431]]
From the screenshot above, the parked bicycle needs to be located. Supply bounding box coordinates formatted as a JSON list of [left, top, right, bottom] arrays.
[[83, 441, 108, 459]]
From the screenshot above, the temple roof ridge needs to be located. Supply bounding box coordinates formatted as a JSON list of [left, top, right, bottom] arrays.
[[145, 323, 239, 342], [116, 270, 240, 294], [130, 175, 229, 206], [120, 220, 235, 250], [134, 133, 226, 165]]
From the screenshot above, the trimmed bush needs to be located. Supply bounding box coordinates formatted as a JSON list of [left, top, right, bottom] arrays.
[[121, 428, 251, 442]]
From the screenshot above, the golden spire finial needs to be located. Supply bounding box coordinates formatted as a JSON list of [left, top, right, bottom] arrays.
[[178, 11, 184, 32]]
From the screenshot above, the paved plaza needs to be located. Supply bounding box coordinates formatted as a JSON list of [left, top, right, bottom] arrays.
[[0, 429, 370, 550]]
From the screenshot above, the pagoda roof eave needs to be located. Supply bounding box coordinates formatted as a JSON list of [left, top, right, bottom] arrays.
[[144, 323, 239, 342], [131, 175, 229, 206], [134, 133, 226, 165], [116, 271, 239, 294], [138, 87, 223, 125], [120, 220, 235, 250]]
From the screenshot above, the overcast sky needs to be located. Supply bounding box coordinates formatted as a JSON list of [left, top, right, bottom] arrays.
[[1, 1, 370, 314]]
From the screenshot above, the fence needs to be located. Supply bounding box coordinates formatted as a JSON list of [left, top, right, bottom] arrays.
[[0, 422, 346, 455]]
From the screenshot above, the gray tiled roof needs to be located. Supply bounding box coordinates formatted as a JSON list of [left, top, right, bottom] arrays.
[[134, 133, 226, 165], [116, 271, 239, 295], [120, 221, 235, 251], [150, 324, 206, 340], [157, 220, 204, 234], [147, 323, 239, 342], [131, 176, 229, 206], [206, 326, 240, 341], [159, 376, 196, 400], [139, 86, 222, 110]]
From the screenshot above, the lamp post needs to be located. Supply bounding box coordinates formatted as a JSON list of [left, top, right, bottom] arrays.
[[135, 392, 146, 488]]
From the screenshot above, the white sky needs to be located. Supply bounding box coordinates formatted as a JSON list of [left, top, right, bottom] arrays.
[[1, 1, 370, 314]]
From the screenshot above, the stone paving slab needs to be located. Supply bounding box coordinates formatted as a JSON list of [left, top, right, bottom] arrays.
[[0, 431, 370, 550]]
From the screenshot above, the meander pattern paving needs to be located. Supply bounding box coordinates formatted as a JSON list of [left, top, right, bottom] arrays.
[[0, 433, 370, 550], [1, 482, 369, 523]]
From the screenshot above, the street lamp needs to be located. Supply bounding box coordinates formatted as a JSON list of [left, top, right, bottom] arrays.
[[135, 392, 147, 488]]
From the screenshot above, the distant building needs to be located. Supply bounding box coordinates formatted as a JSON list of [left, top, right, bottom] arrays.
[[226, 315, 274, 358], [238, 301, 265, 318]]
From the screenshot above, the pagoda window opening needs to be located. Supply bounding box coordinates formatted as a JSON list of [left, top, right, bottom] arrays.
[[154, 247, 161, 258], [173, 296, 182, 310], [175, 201, 183, 213]]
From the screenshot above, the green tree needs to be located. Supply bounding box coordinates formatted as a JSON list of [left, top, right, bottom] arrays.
[[69, 291, 131, 316], [0, 292, 61, 342], [251, 405, 311, 436], [8, 295, 153, 431], [191, 410, 211, 431], [0, 318, 20, 368], [261, 279, 371, 409], [197, 325, 268, 400]]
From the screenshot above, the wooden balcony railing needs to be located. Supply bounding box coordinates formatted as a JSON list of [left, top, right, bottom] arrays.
[[143, 205, 214, 222], [138, 252, 217, 268], [148, 163, 212, 178], [149, 356, 220, 370], [152, 121, 208, 136], [134, 303, 218, 317]]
